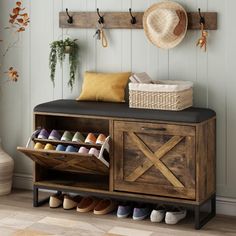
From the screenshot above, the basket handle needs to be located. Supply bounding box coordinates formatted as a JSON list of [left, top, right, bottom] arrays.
[[141, 127, 166, 132]]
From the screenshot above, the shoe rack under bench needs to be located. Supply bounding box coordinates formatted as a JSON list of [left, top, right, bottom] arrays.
[[18, 108, 216, 230]]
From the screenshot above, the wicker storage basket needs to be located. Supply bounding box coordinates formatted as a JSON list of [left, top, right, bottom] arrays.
[[129, 80, 193, 111]]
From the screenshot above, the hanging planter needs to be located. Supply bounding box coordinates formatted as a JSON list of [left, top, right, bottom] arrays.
[[49, 38, 79, 90]]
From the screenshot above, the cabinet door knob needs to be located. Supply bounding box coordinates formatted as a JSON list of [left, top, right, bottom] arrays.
[[141, 127, 166, 132]]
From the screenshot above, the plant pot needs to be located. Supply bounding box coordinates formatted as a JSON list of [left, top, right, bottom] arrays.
[[64, 46, 72, 54], [0, 140, 14, 196]]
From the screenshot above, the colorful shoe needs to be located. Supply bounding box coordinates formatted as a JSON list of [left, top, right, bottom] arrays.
[[44, 143, 55, 151], [63, 195, 82, 210], [165, 208, 187, 225], [72, 132, 85, 143], [78, 146, 89, 154], [85, 133, 97, 144], [94, 199, 117, 215], [61, 131, 73, 141], [34, 142, 45, 150], [88, 148, 100, 158], [49, 193, 64, 208], [96, 134, 106, 145], [150, 206, 166, 223], [37, 129, 49, 139], [77, 197, 99, 213], [65, 145, 78, 153], [48, 129, 61, 140], [117, 203, 133, 218], [132, 206, 151, 220], [56, 144, 66, 152]]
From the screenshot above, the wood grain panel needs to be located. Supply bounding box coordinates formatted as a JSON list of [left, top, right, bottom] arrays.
[[115, 180, 196, 200], [113, 121, 196, 199], [18, 147, 109, 175], [115, 121, 195, 136], [126, 136, 184, 182], [59, 12, 217, 30], [195, 120, 217, 202]]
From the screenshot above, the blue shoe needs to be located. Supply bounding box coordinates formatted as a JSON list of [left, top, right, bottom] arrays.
[[56, 144, 66, 152], [132, 206, 151, 220], [65, 145, 78, 153], [117, 204, 133, 218]]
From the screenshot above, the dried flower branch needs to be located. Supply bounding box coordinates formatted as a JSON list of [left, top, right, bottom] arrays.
[[5, 67, 19, 82], [9, 1, 30, 32], [0, 0, 29, 82]]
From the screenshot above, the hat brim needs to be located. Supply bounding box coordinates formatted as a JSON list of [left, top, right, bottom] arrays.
[[143, 1, 188, 49]]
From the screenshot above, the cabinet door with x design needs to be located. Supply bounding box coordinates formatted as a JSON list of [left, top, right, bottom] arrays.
[[113, 121, 196, 200]]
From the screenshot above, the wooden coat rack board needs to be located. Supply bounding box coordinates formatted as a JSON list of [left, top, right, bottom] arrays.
[[59, 11, 217, 30]]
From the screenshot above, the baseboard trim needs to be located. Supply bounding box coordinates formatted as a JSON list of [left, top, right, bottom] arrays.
[[13, 173, 33, 190], [216, 196, 236, 216], [13, 173, 236, 216]]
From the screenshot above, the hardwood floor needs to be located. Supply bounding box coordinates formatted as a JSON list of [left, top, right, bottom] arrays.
[[0, 190, 235, 236]]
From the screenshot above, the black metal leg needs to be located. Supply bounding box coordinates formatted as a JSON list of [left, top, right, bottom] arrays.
[[33, 186, 50, 207], [194, 194, 216, 230], [33, 186, 39, 207]]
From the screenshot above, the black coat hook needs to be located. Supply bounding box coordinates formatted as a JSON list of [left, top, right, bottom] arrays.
[[129, 8, 136, 25], [66, 8, 73, 24], [198, 8, 205, 25], [97, 8, 104, 24]]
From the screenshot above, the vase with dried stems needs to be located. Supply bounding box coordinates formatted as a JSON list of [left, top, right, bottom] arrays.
[[0, 0, 29, 195]]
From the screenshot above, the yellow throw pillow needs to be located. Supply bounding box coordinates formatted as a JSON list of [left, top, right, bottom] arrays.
[[77, 72, 131, 102]]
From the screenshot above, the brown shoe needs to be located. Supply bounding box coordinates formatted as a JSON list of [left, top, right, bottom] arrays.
[[63, 195, 82, 210], [93, 199, 117, 215], [76, 197, 99, 213]]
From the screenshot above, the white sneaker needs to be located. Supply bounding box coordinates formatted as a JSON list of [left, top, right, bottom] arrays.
[[150, 207, 165, 223], [165, 208, 187, 225]]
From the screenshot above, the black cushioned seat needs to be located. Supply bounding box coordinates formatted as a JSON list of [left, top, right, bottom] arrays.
[[34, 99, 216, 123]]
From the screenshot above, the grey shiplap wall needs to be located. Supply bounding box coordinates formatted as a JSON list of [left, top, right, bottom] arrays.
[[0, 0, 236, 198]]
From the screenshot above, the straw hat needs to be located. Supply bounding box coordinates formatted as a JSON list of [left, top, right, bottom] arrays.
[[143, 1, 188, 49]]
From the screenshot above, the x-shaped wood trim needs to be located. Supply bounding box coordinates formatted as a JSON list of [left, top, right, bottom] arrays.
[[126, 132, 184, 188]]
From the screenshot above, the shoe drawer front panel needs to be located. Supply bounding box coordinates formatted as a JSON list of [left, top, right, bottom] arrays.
[[113, 121, 196, 200], [17, 147, 109, 175]]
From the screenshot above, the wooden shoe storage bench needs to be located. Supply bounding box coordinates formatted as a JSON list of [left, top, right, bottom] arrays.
[[18, 100, 216, 229]]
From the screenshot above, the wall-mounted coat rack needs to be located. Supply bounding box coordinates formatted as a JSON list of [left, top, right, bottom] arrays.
[[59, 10, 217, 30]]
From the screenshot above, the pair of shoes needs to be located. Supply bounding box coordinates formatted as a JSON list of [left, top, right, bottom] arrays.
[[85, 133, 106, 145], [150, 206, 187, 224], [49, 193, 81, 210], [77, 197, 117, 215], [117, 203, 151, 220], [55, 144, 79, 152], [34, 142, 56, 151], [79, 147, 100, 158], [38, 129, 61, 140]]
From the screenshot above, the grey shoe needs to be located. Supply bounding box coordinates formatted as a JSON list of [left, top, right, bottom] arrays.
[[132, 206, 151, 220], [117, 204, 133, 218]]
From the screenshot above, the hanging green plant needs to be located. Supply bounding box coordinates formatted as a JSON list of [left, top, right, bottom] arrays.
[[49, 38, 79, 90]]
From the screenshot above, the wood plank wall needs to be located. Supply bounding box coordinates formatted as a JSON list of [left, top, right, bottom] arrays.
[[0, 0, 235, 198]]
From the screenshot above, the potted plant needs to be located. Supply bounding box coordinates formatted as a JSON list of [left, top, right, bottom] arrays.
[[49, 38, 79, 90]]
